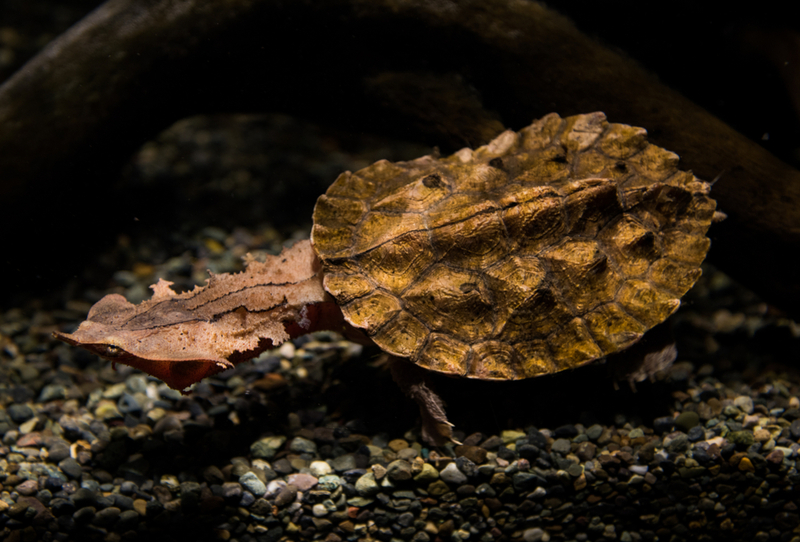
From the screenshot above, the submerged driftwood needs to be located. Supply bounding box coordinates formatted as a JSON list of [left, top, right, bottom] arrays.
[[1, 0, 798, 315]]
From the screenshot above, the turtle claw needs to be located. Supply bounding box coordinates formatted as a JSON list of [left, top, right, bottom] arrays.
[[389, 357, 461, 446]]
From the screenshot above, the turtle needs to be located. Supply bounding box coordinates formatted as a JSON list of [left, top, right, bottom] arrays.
[[56, 112, 717, 444]]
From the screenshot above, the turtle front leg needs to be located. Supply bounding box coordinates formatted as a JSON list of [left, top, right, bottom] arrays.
[[389, 357, 460, 446]]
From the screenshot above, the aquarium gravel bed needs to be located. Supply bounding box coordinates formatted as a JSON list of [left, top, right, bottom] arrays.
[[1, 220, 799, 542]]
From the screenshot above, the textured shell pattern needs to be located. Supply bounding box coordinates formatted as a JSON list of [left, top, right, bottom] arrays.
[[311, 112, 716, 380]]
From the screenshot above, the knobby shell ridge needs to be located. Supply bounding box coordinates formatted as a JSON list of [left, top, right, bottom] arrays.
[[311, 112, 716, 380]]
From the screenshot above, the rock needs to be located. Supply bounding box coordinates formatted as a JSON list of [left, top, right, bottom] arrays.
[[250, 436, 286, 459], [38, 384, 67, 402], [439, 463, 467, 484], [92, 506, 120, 527], [203, 465, 225, 485], [513, 472, 545, 490], [318, 475, 341, 491], [738, 457, 755, 472], [575, 441, 596, 461], [687, 425, 705, 442], [274, 485, 298, 507], [766, 449, 784, 465], [7, 404, 34, 423], [48, 443, 71, 463], [73, 506, 96, 524], [729, 430, 755, 447], [330, 454, 357, 472], [663, 432, 690, 453], [289, 436, 317, 454], [59, 458, 83, 479], [585, 425, 603, 441], [455, 445, 488, 465], [674, 411, 700, 432], [523, 527, 550, 542], [501, 430, 526, 444], [426, 480, 450, 496], [239, 472, 267, 496], [310, 460, 332, 477], [221, 482, 243, 502], [397, 447, 418, 461], [628, 428, 644, 439], [413, 463, 439, 482], [286, 473, 317, 491], [133, 499, 147, 515], [733, 396, 754, 414], [551, 438, 571, 454], [386, 460, 413, 482], [388, 439, 409, 451], [371, 464, 387, 480], [15, 479, 39, 496], [790, 419, 800, 440], [355, 473, 379, 496], [71, 488, 98, 509], [312, 503, 328, 517], [480, 435, 504, 450], [94, 399, 122, 420]]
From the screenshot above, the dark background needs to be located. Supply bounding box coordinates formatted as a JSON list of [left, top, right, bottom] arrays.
[[1, 1, 798, 307]]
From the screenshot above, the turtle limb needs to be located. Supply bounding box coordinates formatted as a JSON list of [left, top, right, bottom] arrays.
[[611, 323, 678, 391], [388, 357, 459, 446]]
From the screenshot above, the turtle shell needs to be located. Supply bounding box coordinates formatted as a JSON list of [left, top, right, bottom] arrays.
[[310, 112, 716, 380]]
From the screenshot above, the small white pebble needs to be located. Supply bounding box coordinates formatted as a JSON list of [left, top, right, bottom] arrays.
[[278, 342, 295, 359], [310, 460, 332, 477], [312, 503, 328, 517], [440, 462, 467, 484]]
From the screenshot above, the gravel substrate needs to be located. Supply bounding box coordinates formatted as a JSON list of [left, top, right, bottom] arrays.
[[2, 213, 800, 542], [2, 107, 799, 542]]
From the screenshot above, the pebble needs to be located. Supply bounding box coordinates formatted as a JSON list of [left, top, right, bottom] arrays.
[[355, 473, 379, 496], [312, 503, 328, 517], [289, 436, 317, 454], [318, 474, 341, 491], [551, 438, 571, 454], [330, 454, 357, 472], [386, 459, 413, 481], [59, 457, 83, 479], [455, 444, 487, 464], [734, 395, 754, 414], [286, 472, 317, 491], [413, 463, 439, 482], [310, 460, 333, 476], [250, 435, 286, 459], [674, 410, 700, 431], [7, 404, 34, 423], [790, 419, 800, 439], [274, 485, 298, 506], [439, 462, 467, 484], [239, 472, 267, 496], [524, 527, 550, 542], [663, 432, 690, 453]]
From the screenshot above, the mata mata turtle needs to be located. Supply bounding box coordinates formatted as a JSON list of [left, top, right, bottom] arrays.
[[56, 112, 717, 444]]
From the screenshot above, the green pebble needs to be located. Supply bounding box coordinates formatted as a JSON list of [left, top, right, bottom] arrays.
[[729, 430, 755, 446], [674, 411, 700, 432], [250, 436, 286, 459], [501, 430, 526, 444], [412, 462, 439, 482], [427, 480, 450, 496]]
